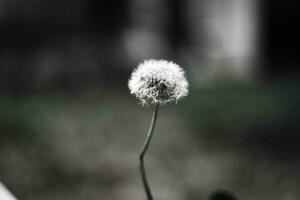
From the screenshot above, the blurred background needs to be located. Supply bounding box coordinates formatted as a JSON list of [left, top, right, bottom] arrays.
[[0, 0, 299, 200]]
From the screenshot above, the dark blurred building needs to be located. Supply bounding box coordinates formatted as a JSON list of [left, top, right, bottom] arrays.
[[263, 0, 300, 78], [0, 0, 299, 91]]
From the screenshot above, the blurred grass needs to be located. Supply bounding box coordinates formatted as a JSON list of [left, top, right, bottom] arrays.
[[179, 78, 300, 157], [0, 78, 299, 152], [0, 79, 299, 200]]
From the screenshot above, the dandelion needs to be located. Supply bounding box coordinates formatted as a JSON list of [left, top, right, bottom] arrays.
[[128, 59, 189, 200], [128, 59, 188, 106]]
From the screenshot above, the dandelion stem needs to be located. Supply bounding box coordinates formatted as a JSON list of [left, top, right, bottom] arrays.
[[139, 104, 159, 200]]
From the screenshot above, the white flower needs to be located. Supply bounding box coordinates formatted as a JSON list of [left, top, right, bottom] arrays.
[[128, 59, 189, 105]]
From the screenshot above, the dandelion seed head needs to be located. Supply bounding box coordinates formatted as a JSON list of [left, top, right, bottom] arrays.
[[128, 59, 189, 105]]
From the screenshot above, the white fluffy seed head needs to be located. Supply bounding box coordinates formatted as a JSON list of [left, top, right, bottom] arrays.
[[128, 59, 189, 105]]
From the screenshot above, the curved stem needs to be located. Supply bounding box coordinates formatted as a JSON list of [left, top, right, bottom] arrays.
[[139, 105, 159, 200]]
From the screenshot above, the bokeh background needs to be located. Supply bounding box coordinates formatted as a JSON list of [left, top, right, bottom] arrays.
[[0, 0, 300, 200]]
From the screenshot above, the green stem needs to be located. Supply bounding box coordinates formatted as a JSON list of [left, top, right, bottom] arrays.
[[139, 105, 159, 200]]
